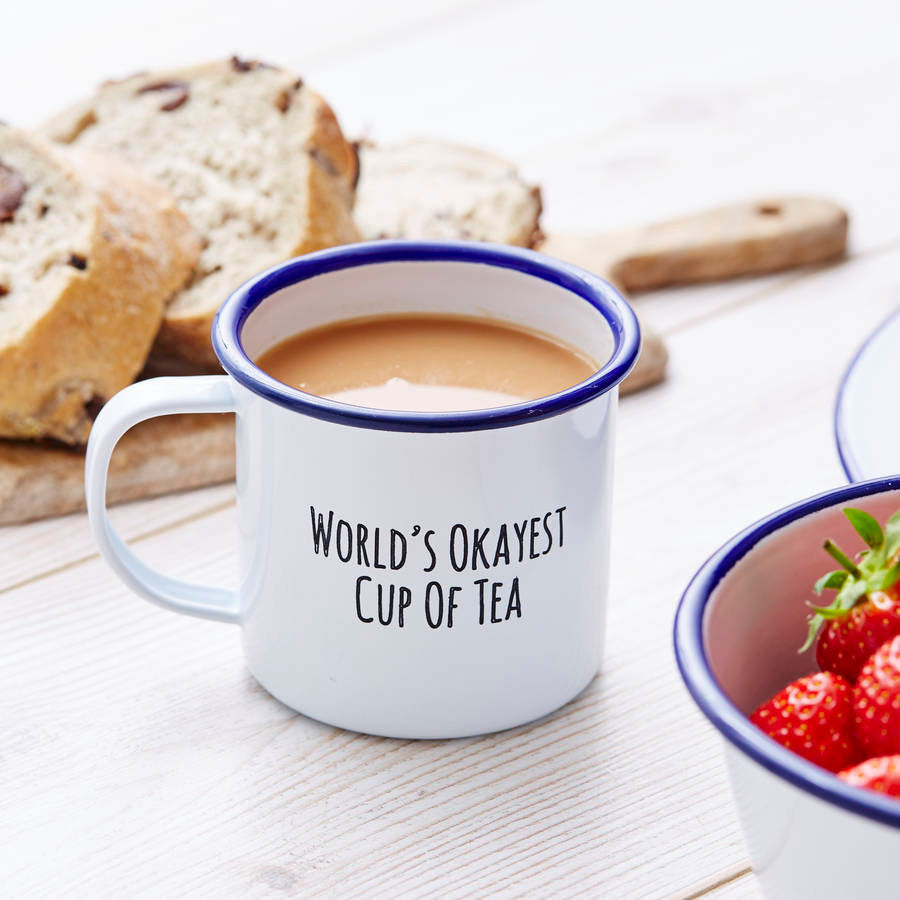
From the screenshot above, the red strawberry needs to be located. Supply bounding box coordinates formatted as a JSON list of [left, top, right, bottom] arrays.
[[750, 671, 860, 772], [803, 507, 900, 682], [854, 634, 900, 757], [839, 755, 900, 797], [815, 589, 900, 683]]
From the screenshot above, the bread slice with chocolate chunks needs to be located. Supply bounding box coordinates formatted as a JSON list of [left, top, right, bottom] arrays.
[[0, 125, 199, 443], [43, 58, 360, 368], [354, 139, 543, 247]]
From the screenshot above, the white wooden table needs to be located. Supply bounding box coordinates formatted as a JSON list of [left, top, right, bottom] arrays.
[[3, 2, 899, 895]]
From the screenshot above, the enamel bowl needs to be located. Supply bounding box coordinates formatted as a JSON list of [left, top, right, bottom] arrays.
[[675, 476, 900, 900], [835, 307, 900, 482]]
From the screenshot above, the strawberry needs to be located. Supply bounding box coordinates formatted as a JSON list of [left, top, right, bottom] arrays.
[[854, 634, 900, 757], [814, 589, 900, 683], [839, 755, 900, 797], [802, 507, 900, 682], [750, 671, 860, 772]]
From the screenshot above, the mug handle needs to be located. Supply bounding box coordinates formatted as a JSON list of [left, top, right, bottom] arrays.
[[85, 375, 240, 624]]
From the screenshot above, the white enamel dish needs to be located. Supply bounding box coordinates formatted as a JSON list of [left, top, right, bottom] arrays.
[[675, 477, 900, 900], [835, 307, 900, 482]]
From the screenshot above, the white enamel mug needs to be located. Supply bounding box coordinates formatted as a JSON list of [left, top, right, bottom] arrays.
[[86, 241, 640, 739]]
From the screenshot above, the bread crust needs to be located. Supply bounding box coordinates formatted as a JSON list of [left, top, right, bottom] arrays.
[[0, 131, 199, 443], [150, 86, 361, 367]]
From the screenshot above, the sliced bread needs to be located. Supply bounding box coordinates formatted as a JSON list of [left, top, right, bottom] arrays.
[[354, 139, 543, 247], [43, 58, 360, 368], [0, 125, 199, 443]]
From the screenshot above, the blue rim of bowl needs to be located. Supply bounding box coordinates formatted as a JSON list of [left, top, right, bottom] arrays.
[[674, 474, 900, 829], [834, 306, 900, 483], [211, 240, 640, 432]]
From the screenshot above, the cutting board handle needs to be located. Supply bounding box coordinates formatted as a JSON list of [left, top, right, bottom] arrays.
[[608, 196, 848, 292]]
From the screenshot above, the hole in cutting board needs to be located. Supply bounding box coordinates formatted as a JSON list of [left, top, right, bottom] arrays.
[[756, 203, 781, 216]]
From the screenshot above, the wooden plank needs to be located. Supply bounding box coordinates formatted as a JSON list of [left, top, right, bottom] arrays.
[[0, 510, 744, 899], [0, 483, 233, 593], [4, 246, 900, 896], [636, 268, 812, 337]]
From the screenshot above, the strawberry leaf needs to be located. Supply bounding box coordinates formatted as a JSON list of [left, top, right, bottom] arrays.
[[814, 570, 849, 594], [885, 510, 900, 562], [809, 604, 851, 619], [836, 578, 868, 610], [801, 613, 825, 653], [844, 508, 884, 550], [802, 579, 867, 649], [877, 562, 900, 592]]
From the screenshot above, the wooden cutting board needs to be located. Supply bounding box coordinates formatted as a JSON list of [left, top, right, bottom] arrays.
[[0, 195, 847, 525]]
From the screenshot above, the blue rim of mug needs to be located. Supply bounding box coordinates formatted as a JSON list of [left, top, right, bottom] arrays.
[[834, 306, 900, 483], [674, 474, 900, 829], [211, 240, 641, 432]]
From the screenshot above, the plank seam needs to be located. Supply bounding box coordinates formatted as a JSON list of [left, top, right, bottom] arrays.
[[0, 497, 235, 598], [682, 866, 754, 899], [660, 236, 900, 338]]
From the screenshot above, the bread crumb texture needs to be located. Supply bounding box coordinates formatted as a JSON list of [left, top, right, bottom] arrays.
[[43, 59, 360, 367]]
